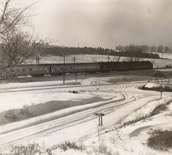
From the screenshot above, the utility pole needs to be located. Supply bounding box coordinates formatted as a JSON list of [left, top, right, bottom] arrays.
[[160, 82, 163, 99], [73, 56, 76, 64], [108, 54, 110, 62], [75, 73, 78, 84], [63, 56, 65, 84], [162, 48, 164, 59], [85, 65, 87, 77], [160, 90, 163, 99]]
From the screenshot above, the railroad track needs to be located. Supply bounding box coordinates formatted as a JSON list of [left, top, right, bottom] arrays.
[[0, 80, 146, 94]]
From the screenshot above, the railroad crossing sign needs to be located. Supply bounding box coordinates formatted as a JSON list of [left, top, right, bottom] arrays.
[[94, 112, 105, 126]]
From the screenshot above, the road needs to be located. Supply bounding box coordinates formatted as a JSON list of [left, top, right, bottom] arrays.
[[0, 81, 158, 149]]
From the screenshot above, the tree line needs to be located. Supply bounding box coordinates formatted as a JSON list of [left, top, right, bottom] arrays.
[[43, 46, 160, 59], [116, 44, 172, 53]]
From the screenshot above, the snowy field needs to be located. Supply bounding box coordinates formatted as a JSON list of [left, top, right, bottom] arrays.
[[0, 68, 172, 154], [29, 54, 172, 68]]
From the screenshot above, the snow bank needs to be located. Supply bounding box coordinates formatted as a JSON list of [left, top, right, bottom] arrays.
[[0, 92, 95, 113], [0, 80, 75, 90], [122, 95, 172, 124], [144, 82, 161, 88], [144, 82, 172, 89]]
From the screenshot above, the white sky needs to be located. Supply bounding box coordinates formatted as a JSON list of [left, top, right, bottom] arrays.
[[12, 0, 172, 48]]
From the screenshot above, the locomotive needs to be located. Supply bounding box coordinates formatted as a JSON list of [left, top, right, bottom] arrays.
[[0, 61, 153, 79]]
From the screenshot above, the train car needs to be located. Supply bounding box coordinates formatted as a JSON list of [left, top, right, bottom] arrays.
[[99, 61, 153, 72], [3, 64, 50, 78], [50, 63, 100, 75], [26, 64, 50, 77], [134, 61, 153, 70], [83, 63, 100, 73]]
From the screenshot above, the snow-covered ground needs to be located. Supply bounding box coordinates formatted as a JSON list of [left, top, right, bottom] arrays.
[[53, 93, 172, 155], [0, 73, 172, 154]]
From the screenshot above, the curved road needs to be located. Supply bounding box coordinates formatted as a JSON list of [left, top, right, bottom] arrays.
[[0, 81, 158, 149], [0, 94, 138, 148]]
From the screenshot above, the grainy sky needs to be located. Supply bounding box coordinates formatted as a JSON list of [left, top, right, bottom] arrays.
[[14, 0, 172, 48]]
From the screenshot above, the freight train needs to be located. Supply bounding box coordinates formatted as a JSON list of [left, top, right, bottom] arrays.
[[0, 61, 153, 79]]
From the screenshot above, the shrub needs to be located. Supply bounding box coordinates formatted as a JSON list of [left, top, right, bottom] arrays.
[[148, 130, 172, 150], [0, 144, 46, 155], [59, 141, 83, 151], [92, 143, 114, 155], [59, 143, 68, 151]]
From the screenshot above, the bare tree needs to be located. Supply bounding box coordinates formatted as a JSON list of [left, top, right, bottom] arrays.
[[0, 0, 37, 36], [0, 0, 41, 67]]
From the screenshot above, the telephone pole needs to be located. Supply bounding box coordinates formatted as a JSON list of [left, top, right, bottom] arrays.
[[63, 56, 66, 84]]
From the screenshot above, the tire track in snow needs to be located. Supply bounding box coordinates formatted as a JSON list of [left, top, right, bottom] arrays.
[[0, 94, 137, 148]]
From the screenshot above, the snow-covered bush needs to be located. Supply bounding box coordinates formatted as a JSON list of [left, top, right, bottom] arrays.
[[148, 129, 172, 151], [59, 141, 84, 151], [0, 144, 48, 155]]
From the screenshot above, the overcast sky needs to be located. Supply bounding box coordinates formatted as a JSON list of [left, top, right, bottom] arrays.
[[15, 0, 172, 48]]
